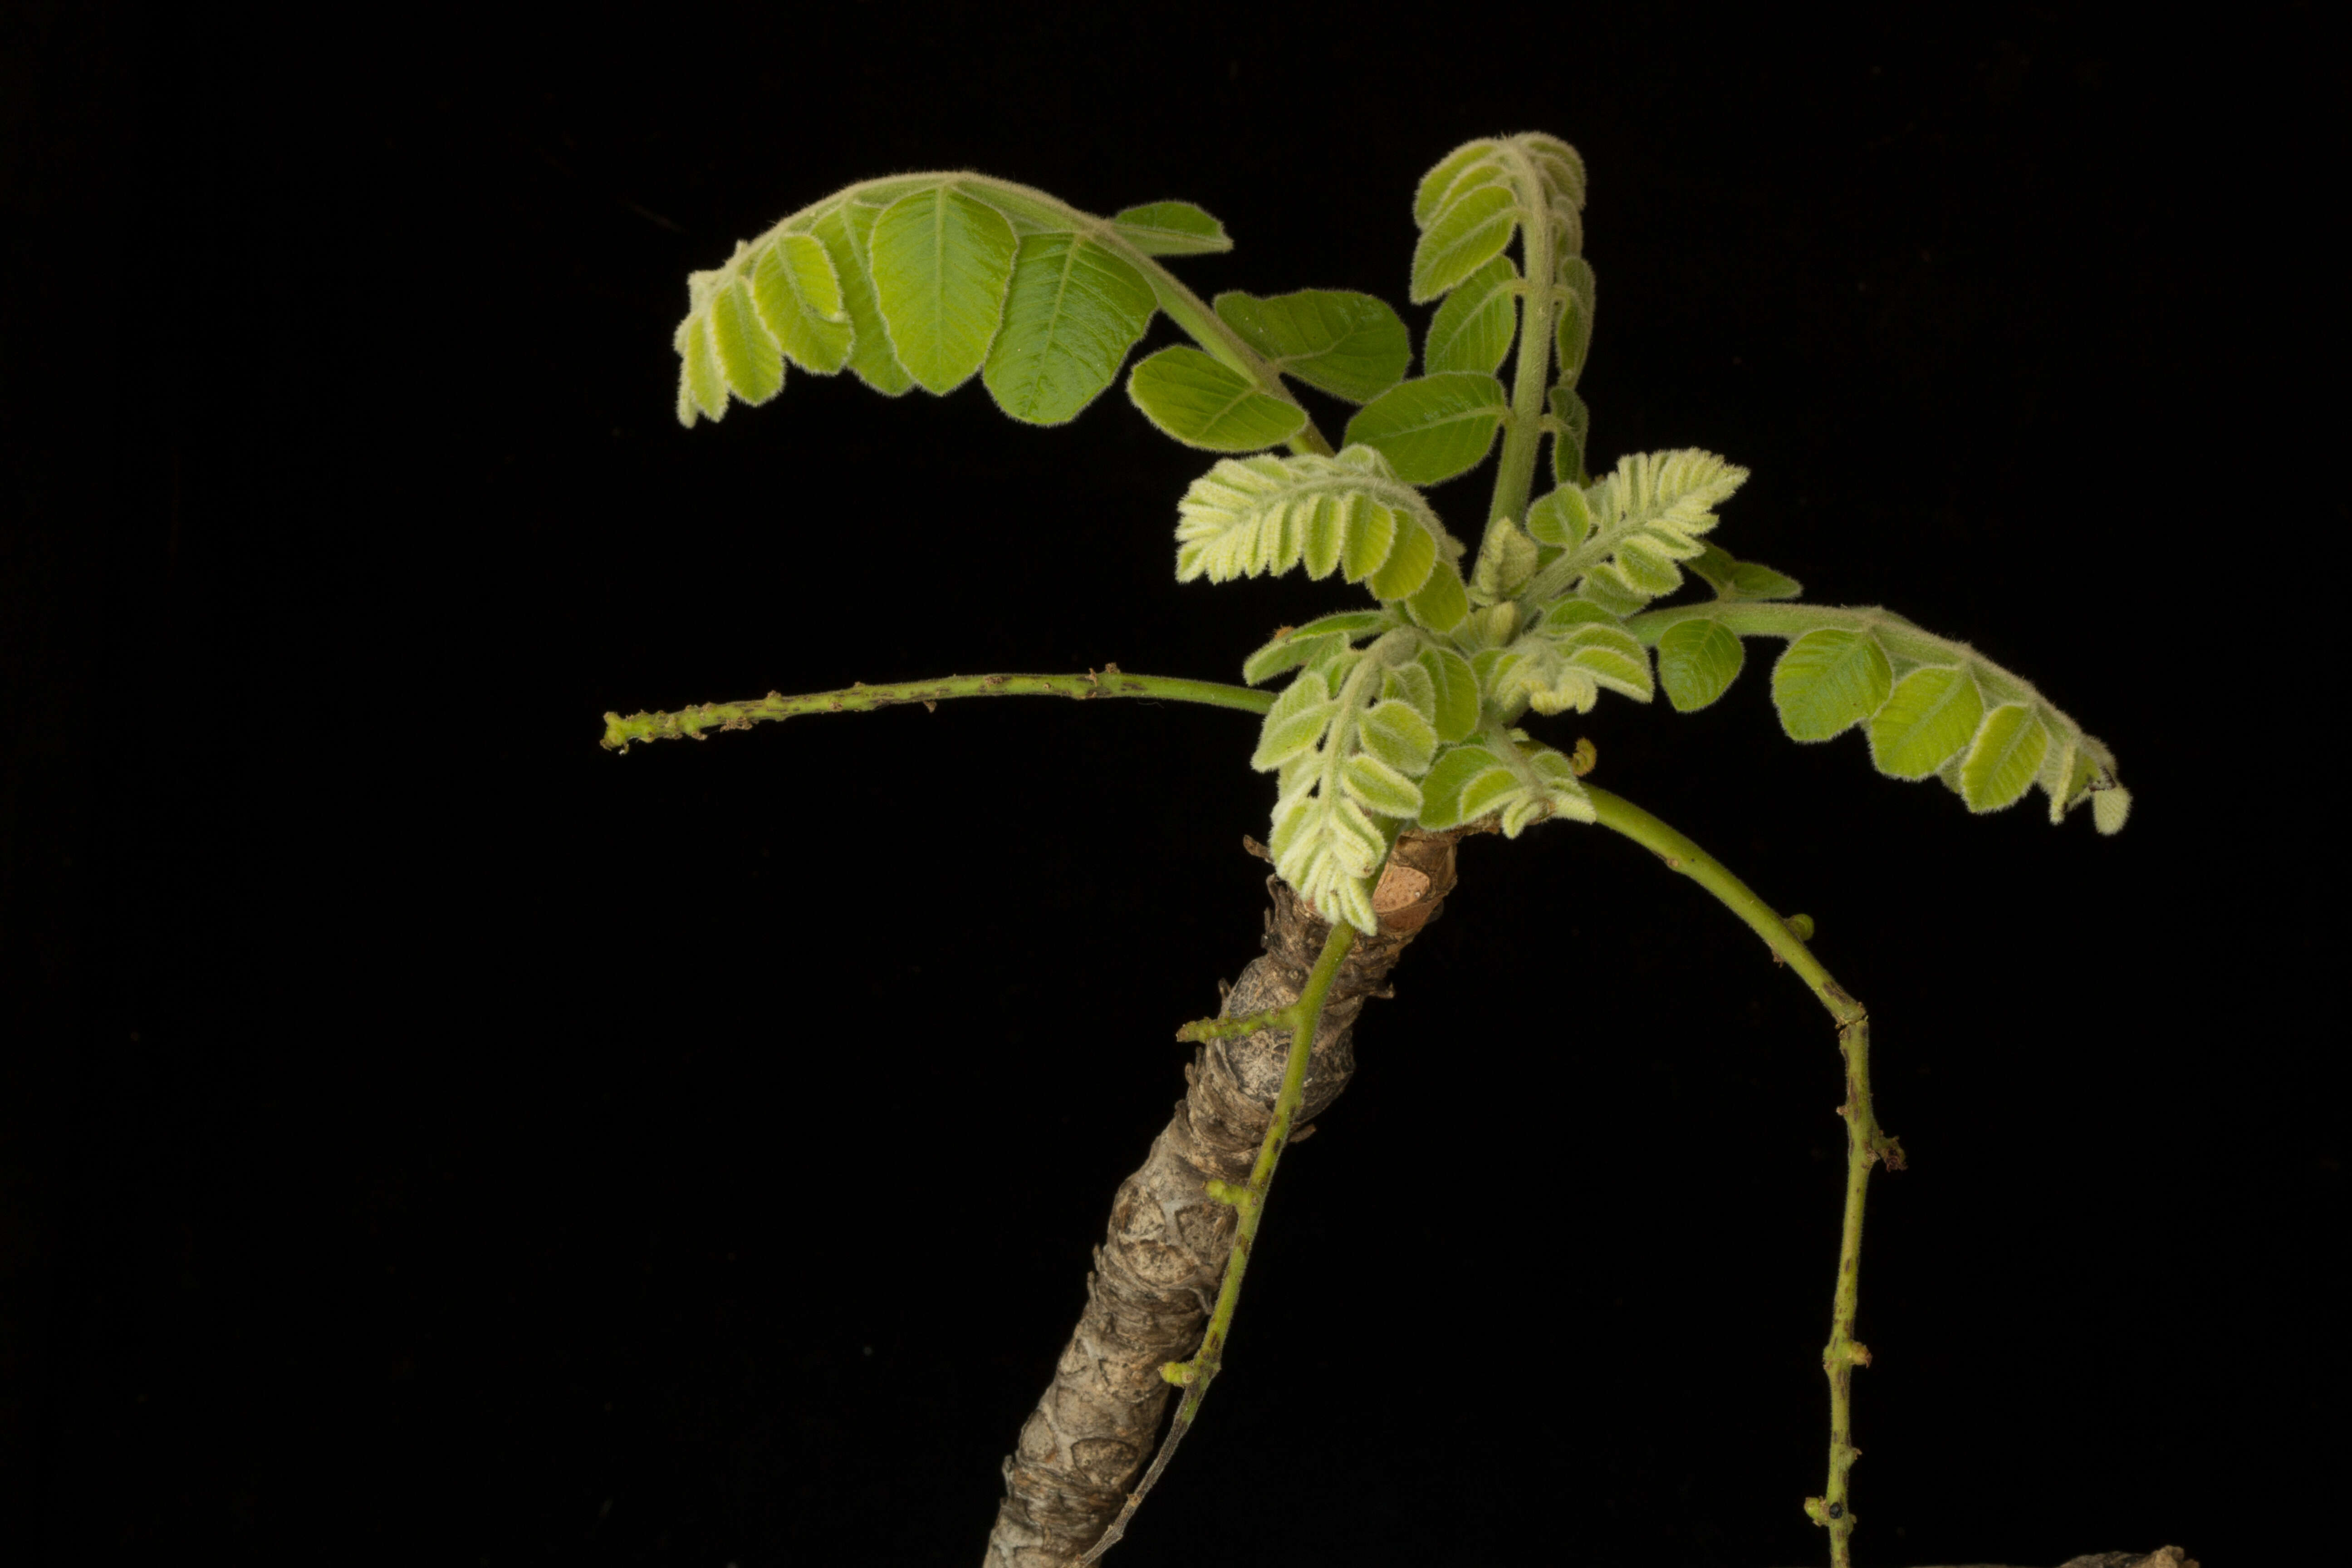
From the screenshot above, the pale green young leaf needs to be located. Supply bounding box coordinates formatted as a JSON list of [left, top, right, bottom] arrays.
[[1364, 518, 1437, 601], [1242, 630, 1341, 687], [1656, 618, 1745, 712], [1173, 446, 1447, 586], [1422, 255, 1519, 377], [1213, 289, 1411, 404], [1686, 543, 1803, 602], [1868, 666, 1986, 779], [709, 278, 784, 405], [868, 186, 1020, 394], [981, 233, 1157, 425], [1554, 255, 1596, 387], [1468, 519, 1540, 605], [1959, 702, 2049, 813], [1406, 561, 1471, 632], [1539, 599, 1620, 633], [1416, 745, 1510, 831], [1251, 668, 1339, 771], [1550, 449, 1748, 607], [1359, 699, 1437, 776], [1129, 346, 1308, 451], [1517, 133, 1588, 213], [1411, 183, 1522, 304], [1526, 483, 1592, 550], [751, 233, 853, 374], [1772, 628, 1895, 742], [1548, 385, 1591, 485], [2092, 786, 2133, 834], [1414, 139, 1502, 227], [1291, 609, 1394, 640], [1560, 623, 1655, 701], [1107, 201, 1231, 256], [1417, 647, 1481, 742], [1343, 372, 1509, 485], [813, 202, 916, 396], [1341, 753, 1424, 818], [676, 310, 728, 424], [1379, 661, 1437, 721]]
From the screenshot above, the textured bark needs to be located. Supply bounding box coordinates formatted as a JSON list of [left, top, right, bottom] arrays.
[[981, 829, 1465, 1568]]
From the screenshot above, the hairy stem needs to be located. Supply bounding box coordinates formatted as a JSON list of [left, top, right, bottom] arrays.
[[1483, 140, 1561, 536], [1584, 785, 1902, 1568], [600, 669, 1274, 752], [983, 833, 1462, 1568], [1073, 914, 1358, 1565]]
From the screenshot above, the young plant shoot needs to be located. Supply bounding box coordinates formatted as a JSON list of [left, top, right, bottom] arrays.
[[605, 134, 2129, 1568]]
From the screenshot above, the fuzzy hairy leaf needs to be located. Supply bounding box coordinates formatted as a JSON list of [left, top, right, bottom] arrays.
[[1406, 564, 1472, 634], [1107, 201, 1231, 256], [815, 201, 916, 397], [1128, 346, 1308, 451], [709, 277, 784, 404], [1411, 182, 1520, 305], [1416, 738, 1592, 834], [868, 186, 1020, 394], [1239, 612, 1392, 686], [1417, 646, 1481, 741], [982, 233, 1157, 425], [1554, 255, 1596, 387], [1867, 666, 1986, 779], [1251, 668, 1340, 770], [1960, 702, 2049, 813], [1686, 543, 1802, 602], [752, 233, 853, 375], [1174, 446, 1452, 596], [1656, 618, 1745, 712], [1343, 372, 1509, 485], [1548, 385, 1591, 485], [1422, 255, 1519, 377], [1772, 628, 1895, 742], [1359, 698, 1438, 776], [1568, 450, 1749, 606], [1214, 289, 1411, 403]]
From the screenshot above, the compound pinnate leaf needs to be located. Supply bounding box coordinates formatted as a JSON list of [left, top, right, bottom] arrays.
[[982, 233, 1156, 425], [1569, 450, 1749, 606], [1867, 666, 1986, 779], [1212, 289, 1411, 404], [1174, 446, 1447, 591], [813, 202, 915, 397], [1107, 201, 1232, 255], [752, 233, 852, 374], [1128, 346, 1308, 451], [1959, 702, 2049, 813], [1422, 255, 1519, 377], [709, 278, 784, 405], [1411, 182, 1521, 304], [1772, 628, 1895, 742], [1656, 618, 1745, 712], [868, 186, 1019, 395], [1343, 372, 1509, 485]]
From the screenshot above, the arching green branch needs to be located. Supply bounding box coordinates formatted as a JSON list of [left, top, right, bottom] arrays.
[[1585, 784, 1898, 1568], [599, 668, 1274, 753]]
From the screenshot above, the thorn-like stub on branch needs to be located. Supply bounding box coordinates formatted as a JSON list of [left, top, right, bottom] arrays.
[[1240, 835, 1272, 863], [1159, 1360, 1198, 1387]]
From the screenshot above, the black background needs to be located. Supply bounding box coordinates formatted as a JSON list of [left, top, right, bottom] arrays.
[[3, 5, 2339, 1565]]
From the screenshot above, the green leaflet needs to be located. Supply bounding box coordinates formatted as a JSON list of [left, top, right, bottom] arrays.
[[1128, 346, 1308, 451], [752, 233, 852, 375], [1656, 619, 1745, 713], [1341, 752, 1424, 817], [1107, 201, 1232, 256], [1549, 385, 1591, 485], [982, 233, 1156, 425], [1772, 629, 1895, 742], [1212, 289, 1411, 404], [1251, 667, 1340, 770], [1960, 702, 2049, 812], [1240, 612, 1392, 686], [675, 308, 728, 424], [1687, 543, 1802, 602], [1554, 255, 1595, 387], [1417, 745, 1514, 831], [1422, 255, 1519, 377], [1411, 182, 1521, 304], [868, 186, 1020, 395], [709, 278, 784, 405], [1173, 446, 1449, 591], [814, 202, 916, 397], [1406, 562, 1471, 632], [1867, 666, 1986, 779], [1416, 646, 1481, 741], [1415, 140, 1503, 227], [1557, 449, 1749, 607], [1526, 483, 1592, 551], [1343, 372, 1509, 485]]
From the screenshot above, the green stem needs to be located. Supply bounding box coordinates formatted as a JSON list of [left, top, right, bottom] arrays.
[[1485, 144, 1559, 533], [600, 668, 1274, 752], [1076, 914, 1360, 1566], [1584, 784, 1902, 1568]]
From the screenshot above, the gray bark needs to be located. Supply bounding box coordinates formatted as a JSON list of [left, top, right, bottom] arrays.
[[981, 829, 1464, 1568]]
